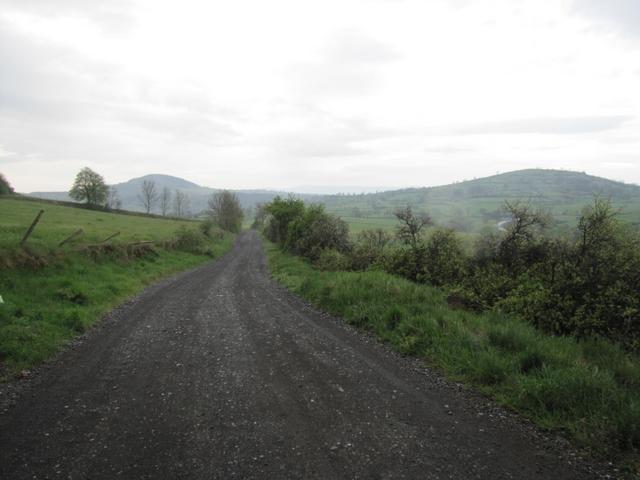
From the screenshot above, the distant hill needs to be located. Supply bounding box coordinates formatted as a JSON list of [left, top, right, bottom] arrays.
[[30, 174, 311, 215], [318, 169, 640, 233], [109, 174, 212, 213]]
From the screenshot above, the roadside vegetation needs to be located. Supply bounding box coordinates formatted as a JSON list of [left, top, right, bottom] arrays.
[[0, 195, 234, 380], [259, 195, 640, 467]]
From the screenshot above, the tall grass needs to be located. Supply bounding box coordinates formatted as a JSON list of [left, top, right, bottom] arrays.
[[266, 241, 640, 466]]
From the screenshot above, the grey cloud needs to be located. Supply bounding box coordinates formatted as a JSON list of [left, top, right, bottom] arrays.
[[324, 30, 401, 65], [572, 0, 640, 38], [272, 135, 366, 158], [0, 21, 98, 120], [424, 145, 475, 154], [0, 19, 239, 165], [119, 108, 239, 145], [267, 106, 399, 159], [453, 115, 633, 135], [598, 135, 640, 144], [2, 0, 134, 33], [133, 82, 242, 128], [289, 63, 380, 97], [289, 31, 399, 98]]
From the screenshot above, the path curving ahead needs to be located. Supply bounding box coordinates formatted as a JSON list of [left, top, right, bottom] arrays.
[[0, 232, 602, 479]]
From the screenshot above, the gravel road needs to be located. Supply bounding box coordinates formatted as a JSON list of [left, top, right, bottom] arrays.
[[0, 231, 611, 479]]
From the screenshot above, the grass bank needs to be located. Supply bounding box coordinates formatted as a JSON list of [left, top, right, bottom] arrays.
[[0, 197, 234, 380], [266, 241, 640, 470], [0, 197, 198, 255]]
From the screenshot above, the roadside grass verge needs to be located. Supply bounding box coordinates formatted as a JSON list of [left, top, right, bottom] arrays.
[[266, 241, 640, 468], [0, 197, 234, 380]]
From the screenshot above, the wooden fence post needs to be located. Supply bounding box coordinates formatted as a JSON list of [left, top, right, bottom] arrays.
[[20, 210, 44, 246], [100, 231, 120, 243], [59, 228, 84, 247]]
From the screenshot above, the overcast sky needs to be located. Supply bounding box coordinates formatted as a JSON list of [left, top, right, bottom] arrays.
[[0, 0, 639, 192]]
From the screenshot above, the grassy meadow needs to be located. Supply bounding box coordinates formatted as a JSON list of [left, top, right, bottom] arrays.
[[0, 196, 234, 379], [266, 241, 640, 470], [0, 196, 199, 254]]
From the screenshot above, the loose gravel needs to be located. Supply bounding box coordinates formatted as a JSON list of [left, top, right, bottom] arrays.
[[0, 232, 620, 479]]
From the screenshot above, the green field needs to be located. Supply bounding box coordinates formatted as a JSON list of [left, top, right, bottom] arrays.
[[266, 240, 640, 470], [0, 196, 199, 254], [0, 196, 234, 379]]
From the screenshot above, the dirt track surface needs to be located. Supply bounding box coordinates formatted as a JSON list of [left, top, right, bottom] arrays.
[[0, 232, 610, 479]]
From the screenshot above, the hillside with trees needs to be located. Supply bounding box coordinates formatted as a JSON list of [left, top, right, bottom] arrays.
[[320, 169, 640, 233]]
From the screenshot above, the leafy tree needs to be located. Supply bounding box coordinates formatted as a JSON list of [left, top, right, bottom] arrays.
[[0, 172, 14, 194], [138, 180, 159, 214], [207, 190, 243, 233], [263, 196, 305, 245], [69, 167, 108, 207]]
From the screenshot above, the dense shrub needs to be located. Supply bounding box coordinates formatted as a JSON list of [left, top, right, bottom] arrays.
[[199, 219, 215, 237], [381, 198, 639, 349], [418, 228, 467, 286], [382, 245, 425, 282], [378, 228, 466, 287], [459, 198, 640, 349], [285, 205, 350, 260], [350, 229, 392, 271], [173, 227, 208, 254], [263, 196, 306, 245], [545, 200, 640, 346], [263, 198, 349, 261], [315, 248, 351, 271]]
